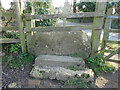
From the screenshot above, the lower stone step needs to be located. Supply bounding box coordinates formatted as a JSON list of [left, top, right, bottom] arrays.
[[30, 66, 94, 82], [34, 55, 85, 69]]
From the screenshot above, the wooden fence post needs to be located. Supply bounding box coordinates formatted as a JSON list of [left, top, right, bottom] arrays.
[[26, 20, 31, 53], [25, 0, 34, 53], [31, 0, 35, 28], [26, 18, 34, 53], [91, 2, 107, 57], [14, 1, 26, 53], [100, 8, 113, 56]]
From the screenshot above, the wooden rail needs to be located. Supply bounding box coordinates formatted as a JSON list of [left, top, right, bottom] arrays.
[[107, 40, 120, 44], [0, 38, 20, 43], [110, 29, 120, 33], [25, 12, 104, 20], [104, 47, 120, 60], [2, 26, 18, 30], [106, 59, 120, 63], [2, 12, 16, 18], [25, 24, 101, 33], [105, 49, 115, 53]]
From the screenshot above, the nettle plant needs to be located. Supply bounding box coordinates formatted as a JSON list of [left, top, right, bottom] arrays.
[[86, 54, 115, 76], [2, 44, 35, 69], [10, 44, 21, 53]]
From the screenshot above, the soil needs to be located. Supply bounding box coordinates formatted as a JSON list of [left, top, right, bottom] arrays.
[[94, 54, 120, 88], [2, 65, 65, 88], [94, 69, 119, 88], [2, 54, 119, 88]]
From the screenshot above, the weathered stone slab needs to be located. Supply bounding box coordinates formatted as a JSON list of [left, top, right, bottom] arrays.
[[30, 66, 94, 82], [28, 31, 91, 59], [34, 55, 85, 69]]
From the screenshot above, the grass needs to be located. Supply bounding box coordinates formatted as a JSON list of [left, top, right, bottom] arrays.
[[2, 53, 34, 69], [67, 51, 116, 76], [64, 77, 88, 88], [2, 43, 35, 69]]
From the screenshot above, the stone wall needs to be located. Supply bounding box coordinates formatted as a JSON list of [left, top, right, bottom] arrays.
[[27, 31, 91, 59]]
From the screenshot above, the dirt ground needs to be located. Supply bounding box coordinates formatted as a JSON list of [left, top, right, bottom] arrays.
[[2, 54, 120, 88], [2, 65, 65, 88], [94, 54, 120, 88]]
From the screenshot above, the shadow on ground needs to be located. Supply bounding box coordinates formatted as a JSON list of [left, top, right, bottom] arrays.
[[94, 57, 119, 88]]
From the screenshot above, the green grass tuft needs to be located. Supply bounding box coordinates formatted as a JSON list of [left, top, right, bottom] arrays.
[[2, 53, 34, 69], [2, 43, 35, 69], [85, 54, 115, 76], [64, 77, 88, 88]]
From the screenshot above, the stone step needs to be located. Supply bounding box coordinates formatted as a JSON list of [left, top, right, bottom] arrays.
[[34, 55, 85, 69], [30, 66, 94, 82]]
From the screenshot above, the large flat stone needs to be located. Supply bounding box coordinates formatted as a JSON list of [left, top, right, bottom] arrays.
[[30, 66, 94, 82], [27, 31, 91, 59], [34, 55, 85, 69]]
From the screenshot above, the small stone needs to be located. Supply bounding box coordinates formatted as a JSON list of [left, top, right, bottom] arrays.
[[103, 84, 105, 86], [21, 67, 24, 70], [8, 82, 17, 88]]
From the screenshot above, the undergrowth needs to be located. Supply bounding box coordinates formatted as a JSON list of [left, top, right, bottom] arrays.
[[68, 52, 115, 76], [2, 33, 19, 39], [2, 43, 35, 69], [64, 77, 88, 88], [85, 54, 115, 76]]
